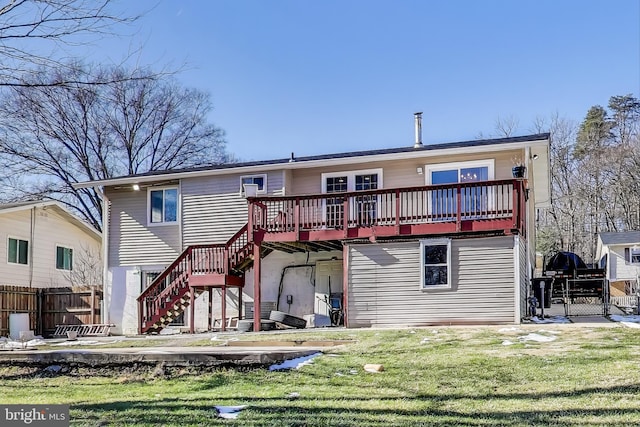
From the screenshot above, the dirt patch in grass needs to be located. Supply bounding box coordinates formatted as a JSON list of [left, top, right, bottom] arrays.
[[0, 361, 260, 380]]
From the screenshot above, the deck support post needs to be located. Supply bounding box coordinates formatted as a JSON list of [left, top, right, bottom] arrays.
[[189, 286, 195, 334], [342, 244, 349, 327], [208, 288, 213, 331], [238, 286, 243, 320], [253, 243, 262, 332], [221, 285, 227, 332]]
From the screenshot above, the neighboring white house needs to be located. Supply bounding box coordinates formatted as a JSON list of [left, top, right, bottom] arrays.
[[596, 231, 640, 295], [0, 201, 102, 288], [76, 131, 551, 335]]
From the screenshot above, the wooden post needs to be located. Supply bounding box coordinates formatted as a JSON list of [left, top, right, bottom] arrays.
[[294, 199, 300, 240], [221, 286, 227, 332], [253, 243, 261, 332], [247, 201, 254, 243], [238, 286, 243, 320], [138, 297, 143, 335], [343, 198, 349, 238], [90, 287, 96, 324], [512, 180, 519, 231], [342, 244, 349, 328], [189, 286, 195, 334], [208, 288, 213, 330], [456, 184, 462, 232], [395, 189, 401, 235]]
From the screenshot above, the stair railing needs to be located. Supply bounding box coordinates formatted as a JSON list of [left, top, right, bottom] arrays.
[[137, 224, 252, 334]]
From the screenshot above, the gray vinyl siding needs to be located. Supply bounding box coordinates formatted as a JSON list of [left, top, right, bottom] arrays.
[[518, 235, 528, 320], [347, 236, 516, 327], [181, 171, 285, 246], [107, 188, 180, 267]]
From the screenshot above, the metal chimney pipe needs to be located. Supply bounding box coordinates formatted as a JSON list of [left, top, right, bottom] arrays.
[[414, 112, 423, 148]]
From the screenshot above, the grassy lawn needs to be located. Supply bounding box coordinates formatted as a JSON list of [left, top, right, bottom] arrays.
[[1, 325, 640, 426]]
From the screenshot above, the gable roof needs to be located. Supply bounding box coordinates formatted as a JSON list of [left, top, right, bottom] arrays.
[[0, 200, 101, 240], [74, 132, 551, 189], [599, 231, 640, 246]]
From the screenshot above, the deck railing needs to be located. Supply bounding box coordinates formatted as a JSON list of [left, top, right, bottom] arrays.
[[249, 179, 526, 239]]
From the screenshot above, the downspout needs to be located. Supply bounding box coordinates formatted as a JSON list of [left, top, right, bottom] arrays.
[[94, 186, 110, 324], [524, 146, 533, 299], [29, 207, 35, 288]]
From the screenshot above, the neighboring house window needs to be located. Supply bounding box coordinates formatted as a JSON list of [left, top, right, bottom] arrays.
[[426, 160, 494, 220], [56, 246, 73, 271], [420, 238, 452, 289], [624, 247, 640, 264], [240, 175, 267, 195], [321, 169, 383, 227], [148, 187, 178, 224], [8, 238, 28, 265]]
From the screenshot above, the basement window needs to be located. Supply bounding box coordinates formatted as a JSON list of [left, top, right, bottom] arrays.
[[420, 238, 452, 290]]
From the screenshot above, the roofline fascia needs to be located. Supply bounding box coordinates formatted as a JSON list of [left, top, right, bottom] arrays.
[[0, 201, 57, 215], [74, 137, 550, 189], [0, 201, 101, 239]]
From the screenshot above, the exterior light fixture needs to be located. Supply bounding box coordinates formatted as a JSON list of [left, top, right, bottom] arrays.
[[416, 167, 423, 175], [132, 184, 140, 191]]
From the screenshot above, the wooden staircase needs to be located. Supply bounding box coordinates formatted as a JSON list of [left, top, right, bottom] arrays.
[[137, 225, 253, 334]]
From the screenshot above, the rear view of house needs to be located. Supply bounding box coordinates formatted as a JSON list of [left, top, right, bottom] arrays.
[[77, 129, 550, 335]]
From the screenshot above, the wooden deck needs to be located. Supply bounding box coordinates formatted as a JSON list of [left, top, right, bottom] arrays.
[[249, 179, 527, 244]]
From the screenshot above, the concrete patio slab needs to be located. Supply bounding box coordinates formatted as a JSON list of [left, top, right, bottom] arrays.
[[0, 343, 331, 369]]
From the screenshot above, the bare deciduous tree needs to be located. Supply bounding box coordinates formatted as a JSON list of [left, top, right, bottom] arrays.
[[62, 243, 102, 287], [532, 95, 640, 263], [494, 115, 520, 138], [0, 63, 232, 231], [0, 0, 138, 87]]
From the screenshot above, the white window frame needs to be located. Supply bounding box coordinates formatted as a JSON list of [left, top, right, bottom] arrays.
[[425, 160, 495, 219], [321, 168, 383, 193], [240, 174, 267, 196], [55, 245, 74, 271], [420, 238, 452, 290], [630, 247, 640, 264], [321, 168, 383, 225], [7, 236, 29, 266], [147, 186, 179, 226]]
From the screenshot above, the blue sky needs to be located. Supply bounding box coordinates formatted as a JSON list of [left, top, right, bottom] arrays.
[[89, 0, 639, 161]]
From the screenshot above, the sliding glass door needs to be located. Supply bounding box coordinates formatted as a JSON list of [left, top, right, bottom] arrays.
[[427, 161, 493, 220]]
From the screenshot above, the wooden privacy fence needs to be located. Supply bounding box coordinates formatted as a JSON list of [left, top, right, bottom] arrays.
[[0, 285, 36, 338], [0, 285, 102, 337]]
